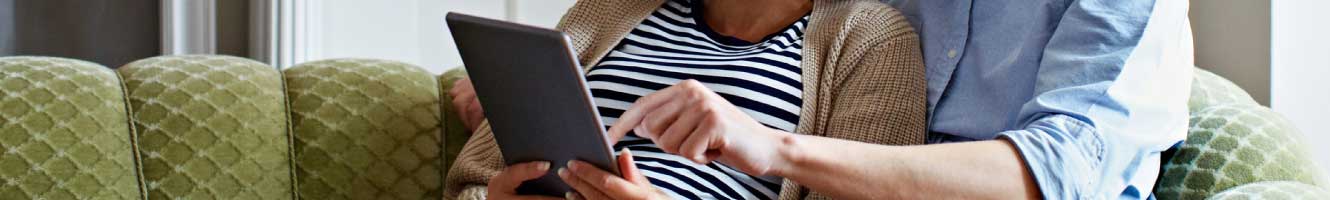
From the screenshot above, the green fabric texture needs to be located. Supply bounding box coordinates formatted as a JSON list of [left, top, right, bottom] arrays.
[[437, 67, 470, 179], [1208, 181, 1330, 200], [0, 57, 142, 199], [284, 59, 443, 199], [1155, 69, 1327, 199], [3, 55, 457, 199], [119, 55, 293, 199], [1187, 69, 1260, 113]]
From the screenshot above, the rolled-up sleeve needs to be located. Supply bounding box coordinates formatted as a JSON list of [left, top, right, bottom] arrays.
[[997, 0, 1194, 199]]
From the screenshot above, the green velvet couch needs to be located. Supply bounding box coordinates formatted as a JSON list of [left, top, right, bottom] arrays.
[[1, 55, 1325, 199], [1, 55, 470, 199]]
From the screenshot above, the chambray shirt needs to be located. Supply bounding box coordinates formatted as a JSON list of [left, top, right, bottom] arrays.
[[882, 0, 1195, 199]]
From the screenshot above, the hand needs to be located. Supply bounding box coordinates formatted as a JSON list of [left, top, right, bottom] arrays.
[[449, 78, 485, 133], [560, 149, 670, 200], [606, 79, 791, 176], [487, 161, 563, 200]]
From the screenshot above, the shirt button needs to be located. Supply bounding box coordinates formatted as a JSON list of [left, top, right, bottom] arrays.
[[947, 49, 958, 58]]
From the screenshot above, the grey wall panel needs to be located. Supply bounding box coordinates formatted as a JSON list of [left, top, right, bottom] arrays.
[[1, 0, 14, 55], [217, 0, 249, 57], [10, 0, 160, 68], [1191, 0, 1272, 106]]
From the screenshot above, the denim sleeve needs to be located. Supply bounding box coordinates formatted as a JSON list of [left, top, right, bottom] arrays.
[[997, 0, 1193, 199]]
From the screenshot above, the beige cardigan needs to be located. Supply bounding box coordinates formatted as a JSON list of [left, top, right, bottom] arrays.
[[445, 0, 927, 199]]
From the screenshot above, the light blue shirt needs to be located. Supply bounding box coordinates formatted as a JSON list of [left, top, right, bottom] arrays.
[[882, 0, 1195, 199]]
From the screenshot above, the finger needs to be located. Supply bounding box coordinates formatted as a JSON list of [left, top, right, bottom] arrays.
[[694, 117, 729, 162], [654, 116, 694, 155], [454, 78, 472, 90], [464, 106, 485, 131], [452, 88, 476, 106], [559, 167, 611, 200], [564, 192, 585, 200], [679, 122, 718, 164], [645, 79, 709, 141], [466, 97, 484, 119], [451, 91, 476, 115], [467, 92, 483, 110], [639, 96, 685, 141], [569, 160, 650, 199], [607, 94, 670, 141], [651, 102, 700, 151], [450, 78, 472, 96], [643, 102, 690, 152], [607, 80, 692, 141], [452, 78, 476, 101], [618, 149, 650, 185], [644, 82, 705, 136], [491, 161, 552, 193]]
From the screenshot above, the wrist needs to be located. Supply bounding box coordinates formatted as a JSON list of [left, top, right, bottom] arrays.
[[768, 130, 805, 177]]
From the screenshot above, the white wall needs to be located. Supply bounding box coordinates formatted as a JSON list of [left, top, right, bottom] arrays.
[[314, 0, 576, 73], [1272, 0, 1330, 176]]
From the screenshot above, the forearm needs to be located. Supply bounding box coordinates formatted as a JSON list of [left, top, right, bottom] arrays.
[[770, 134, 1039, 199]]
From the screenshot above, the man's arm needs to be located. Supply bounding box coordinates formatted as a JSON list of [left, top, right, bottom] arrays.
[[997, 0, 1192, 198], [774, 0, 1194, 199], [770, 134, 1040, 199]]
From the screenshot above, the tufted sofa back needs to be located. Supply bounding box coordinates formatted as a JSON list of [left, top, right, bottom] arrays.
[[1154, 69, 1328, 199], [0, 55, 469, 199]]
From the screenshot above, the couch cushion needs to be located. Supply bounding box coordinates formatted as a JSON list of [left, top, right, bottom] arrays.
[[0, 57, 141, 199], [119, 55, 293, 199], [1207, 181, 1330, 200], [1188, 69, 1260, 111], [285, 59, 443, 199], [1155, 102, 1324, 199]]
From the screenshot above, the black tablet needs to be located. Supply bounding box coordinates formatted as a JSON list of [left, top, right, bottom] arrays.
[[446, 12, 621, 197]]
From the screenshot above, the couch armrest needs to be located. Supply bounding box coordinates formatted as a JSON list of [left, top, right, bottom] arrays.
[[440, 67, 471, 179], [1207, 181, 1330, 200]]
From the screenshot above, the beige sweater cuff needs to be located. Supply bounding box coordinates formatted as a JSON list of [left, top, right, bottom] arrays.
[[448, 186, 487, 200]]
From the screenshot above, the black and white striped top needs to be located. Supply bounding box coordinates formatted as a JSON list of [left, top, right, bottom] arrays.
[[586, 0, 807, 199]]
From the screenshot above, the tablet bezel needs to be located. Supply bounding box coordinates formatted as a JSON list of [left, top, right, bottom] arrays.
[[446, 12, 621, 197]]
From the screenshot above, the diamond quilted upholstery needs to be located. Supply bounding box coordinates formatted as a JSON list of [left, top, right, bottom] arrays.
[[1207, 181, 1330, 200], [1155, 103, 1324, 199], [1, 57, 142, 199], [1155, 68, 1326, 199], [1188, 69, 1260, 113], [119, 55, 293, 199], [284, 59, 443, 199]]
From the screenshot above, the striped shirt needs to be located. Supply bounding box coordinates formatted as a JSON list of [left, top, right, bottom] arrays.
[[586, 0, 808, 199]]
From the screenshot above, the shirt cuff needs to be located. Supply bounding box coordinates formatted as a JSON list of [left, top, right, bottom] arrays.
[[998, 114, 1105, 199]]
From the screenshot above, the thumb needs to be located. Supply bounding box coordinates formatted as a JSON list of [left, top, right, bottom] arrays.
[[617, 148, 648, 185]]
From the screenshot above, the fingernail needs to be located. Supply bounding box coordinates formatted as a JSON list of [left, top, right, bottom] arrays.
[[558, 168, 569, 178], [566, 161, 578, 171], [565, 192, 577, 200], [536, 162, 551, 171]]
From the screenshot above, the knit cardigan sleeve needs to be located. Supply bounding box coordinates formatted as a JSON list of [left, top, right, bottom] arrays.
[[442, 121, 504, 200], [819, 9, 927, 147], [777, 4, 928, 200]]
